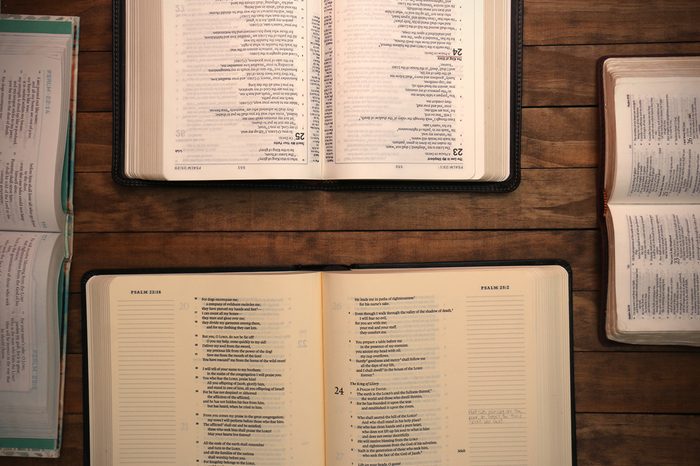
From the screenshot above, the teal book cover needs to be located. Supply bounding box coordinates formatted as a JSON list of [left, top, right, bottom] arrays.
[[0, 14, 78, 458]]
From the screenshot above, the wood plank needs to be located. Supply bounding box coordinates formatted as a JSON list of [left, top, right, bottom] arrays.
[[3, 0, 111, 52], [8, 0, 700, 50], [77, 52, 111, 112], [76, 112, 112, 172], [64, 355, 83, 415], [77, 108, 599, 172], [525, 0, 700, 45], [574, 352, 700, 413], [7, 0, 700, 50], [576, 414, 700, 466], [68, 295, 83, 355], [73, 170, 597, 232], [521, 107, 598, 168], [524, 42, 700, 107], [69, 231, 600, 292]]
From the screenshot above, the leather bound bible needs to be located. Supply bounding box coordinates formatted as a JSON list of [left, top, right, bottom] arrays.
[[112, 0, 523, 191], [600, 55, 700, 346], [83, 261, 575, 465]]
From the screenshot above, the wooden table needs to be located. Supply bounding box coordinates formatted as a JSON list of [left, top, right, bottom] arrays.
[[3, 0, 700, 464]]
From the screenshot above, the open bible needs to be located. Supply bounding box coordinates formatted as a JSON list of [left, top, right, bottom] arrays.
[[84, 263, 573, 465], [114, 0, 521, 190], [0, 15, 78, 457], [601, 56, 700, 346]]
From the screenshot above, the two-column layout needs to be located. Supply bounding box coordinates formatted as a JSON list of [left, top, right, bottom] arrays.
[[90, 267, 572, 465]]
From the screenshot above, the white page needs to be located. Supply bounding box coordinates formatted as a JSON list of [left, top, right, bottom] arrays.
[[323, 0, 484, 180], [609, 204, 700, 332], [322, 267, 571, 466], [0, 51, 66, 232], [94, 273, 325, 466], [161, 0, 322, 180], [610, 78, 700, 204], [0, 231, 62, 439]]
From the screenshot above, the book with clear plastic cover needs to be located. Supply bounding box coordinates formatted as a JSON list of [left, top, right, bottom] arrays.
[[0, 14, 78, 458]]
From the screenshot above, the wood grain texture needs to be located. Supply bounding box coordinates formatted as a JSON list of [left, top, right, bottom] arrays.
[[77, 52, 111, 112], [3, 0, 700, 463], [521, 107, 598, 168], [524, 43, 700, 106], [575, 353, 700, 413], [7, 0, 700, 51], [525, 0, 700, 45], [64, 355, 83, 415], [70, 231, 600, 292], [74, 170, 597, 231], [576, 414, 700, 466], [75, 113, 111, 172]]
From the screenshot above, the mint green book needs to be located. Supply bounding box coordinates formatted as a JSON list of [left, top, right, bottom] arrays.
[[0, 14, 78, 458]]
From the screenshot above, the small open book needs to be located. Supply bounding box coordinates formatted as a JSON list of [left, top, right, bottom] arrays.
[[114, 0, 521, 190], [0, 15, 78, 457], [84, 263, 573, 465], [601, 55, 700, 346]]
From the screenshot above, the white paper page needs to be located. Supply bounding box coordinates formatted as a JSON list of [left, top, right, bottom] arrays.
[[0, 51, 66, 232], [161, 0, 322, 180], [101, 273, 325, 466], [610, 78, 700, 204], [322, 267, 571, 466], [323, 0, 483, 180], [0, 231, 62, 439], [0, 233, 40, 391], [609, 204, 700, 332]]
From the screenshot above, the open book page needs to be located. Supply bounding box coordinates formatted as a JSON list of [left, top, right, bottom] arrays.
[[322, 0, 488, 180], [0, 232, 63, 440], [87, 272, 325, 466], [161, 0, 322, 180], [322, 266, 571, 466], [0, 33, 71, 232], [608, 78, 700, 204], [607, 204, 700, 333]]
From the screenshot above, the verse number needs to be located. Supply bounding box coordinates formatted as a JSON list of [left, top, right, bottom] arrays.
[[334, 386, 344, 395]]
